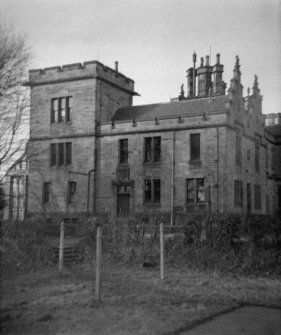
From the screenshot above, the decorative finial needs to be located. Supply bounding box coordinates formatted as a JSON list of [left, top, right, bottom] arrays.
[[179, 84, 185, 100], [200, 57, 204, 67], [192, 51, 197, 63], [216, 53, 220, 65], [247, 87, 250, 96], [254, 74, 258, 86], [235, 55, 240, 67]]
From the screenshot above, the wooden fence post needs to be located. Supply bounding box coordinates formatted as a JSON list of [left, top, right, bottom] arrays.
[[59, 221, 64, 272], [160, 222, 165, 280], [96, 226, 101, 301]]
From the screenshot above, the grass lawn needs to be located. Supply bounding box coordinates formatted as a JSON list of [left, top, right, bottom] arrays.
[[1, 262, 281, 335]]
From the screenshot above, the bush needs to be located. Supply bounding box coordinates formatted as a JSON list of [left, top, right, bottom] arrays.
[[0, 218, 50, 266]]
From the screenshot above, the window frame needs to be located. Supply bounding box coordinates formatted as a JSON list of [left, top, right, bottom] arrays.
[[186, 178, 205, 204], [50, 96, 73, 124], [49, 142, 72, 167], [144, 178, 161, 205], [144, 136, 161, 163], [190, 133, 200, 161], [254, 185, 261, 210], [42, 182, 51, 204], [68, 181, 77, 204], [234, 180, 243, 207], [119, 139, 128, 164]]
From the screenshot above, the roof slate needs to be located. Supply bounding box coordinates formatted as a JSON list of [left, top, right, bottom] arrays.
[[111, 96, 228, 122]]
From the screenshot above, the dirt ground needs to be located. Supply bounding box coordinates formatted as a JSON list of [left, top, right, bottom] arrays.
[[1, 263, 281, 335]]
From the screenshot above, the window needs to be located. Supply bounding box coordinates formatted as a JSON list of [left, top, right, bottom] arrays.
[[190, 134, 200, 161], [236, 128, 242, 165], [119, 139, 128, 164], [68, 181, 76, 204], [42, 182, 51, 204], [234, 180, 243, 207], [58, 143, 64, 166], [254, 185, 261, 209], [144, 179, 161, 204], [50, 144, 56, 166], [49, 142, 72, 166], [144, 137, 161, 163], [65, 142, 72, 165], [186, 178, 205, 203], [51, 96, 72, 123], [255, 137, 260, 173]]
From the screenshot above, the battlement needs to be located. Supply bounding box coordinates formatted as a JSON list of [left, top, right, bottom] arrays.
[[26, 60, 136, 93]]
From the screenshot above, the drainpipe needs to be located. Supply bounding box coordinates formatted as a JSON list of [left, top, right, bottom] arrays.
[[87, 169, 95, 216], [170, 132, 175, 225]]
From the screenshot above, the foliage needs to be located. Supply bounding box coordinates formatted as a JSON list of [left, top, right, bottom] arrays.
[[0, 183, 6, 210], [0, 24, 31, 179], [0, 218, 50, 267], [75, 213, 281, 275]]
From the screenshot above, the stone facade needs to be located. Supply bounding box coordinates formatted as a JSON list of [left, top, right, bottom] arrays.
[[25, 55, 281, 220]]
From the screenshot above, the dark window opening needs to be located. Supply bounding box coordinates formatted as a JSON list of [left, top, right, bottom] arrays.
[[68, 181, 76, 204], [144, 179, 161, 204], [190, 134, 200, 161], [254, 185, 261, 210], [42, 182, 51, 204], [49, 142, 72, 167], [236, 128, 242, 166], [234, 180, 243, 207], [119, 139, 128, 164], [65, 142, 72, 165], [50, 144, 56, 166], [58, 143, 64, 166], [51, 96, 72, 124], [255, 137, 260, 173], [187, 178, 205, 203], [144, 137, 161, 163]]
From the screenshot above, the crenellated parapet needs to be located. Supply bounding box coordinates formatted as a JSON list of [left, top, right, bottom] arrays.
[[26, 60, 138, 95]]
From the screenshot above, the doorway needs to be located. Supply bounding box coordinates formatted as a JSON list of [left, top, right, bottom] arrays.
[[117, 194, 130, 217]]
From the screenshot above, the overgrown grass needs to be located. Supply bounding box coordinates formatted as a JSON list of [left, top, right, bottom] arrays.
[[76, 213, 281, 275]]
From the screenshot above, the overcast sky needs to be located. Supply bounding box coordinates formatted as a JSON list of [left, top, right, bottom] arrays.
[[1, 0, 280, 113]]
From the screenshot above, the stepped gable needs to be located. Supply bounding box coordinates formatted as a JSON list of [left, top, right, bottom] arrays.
[[111, 95, 227, 122]]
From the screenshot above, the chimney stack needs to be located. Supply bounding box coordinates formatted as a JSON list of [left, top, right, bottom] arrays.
[[197, 55, 213, 97], [115, 61, 119, 72], [212, 53, 226, 96]]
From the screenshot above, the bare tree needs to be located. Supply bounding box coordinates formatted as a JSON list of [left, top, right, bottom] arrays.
[[0, 25, 31, 181]]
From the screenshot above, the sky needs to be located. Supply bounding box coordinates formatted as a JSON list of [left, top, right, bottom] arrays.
[[1, 0, 281, 114]]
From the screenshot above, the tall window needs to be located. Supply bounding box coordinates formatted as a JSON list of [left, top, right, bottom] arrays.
[[50, 144, 56, 167], [144, 179, 161, 204], [254, 185, 261, 209], [190, 134, 200, 161], [65, 142, 72, 165], [42, 182, 51, 204], [255, 137, 260, 173], [68, 181, 76, 204], [144, 137, 161, 163], [51, 96, 72, 123], [119, 139, 128, 164], [236, 128, 242, 165], [234, 180, 243, 207], [49, 142, 72, 166], [186, 178, 205, 203], [58, 143, 64, 166]]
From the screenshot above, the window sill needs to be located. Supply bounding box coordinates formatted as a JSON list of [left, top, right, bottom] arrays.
[[189, 159, 201, 165], [144, 203, 161, 208], [143, 162, 162, 166]]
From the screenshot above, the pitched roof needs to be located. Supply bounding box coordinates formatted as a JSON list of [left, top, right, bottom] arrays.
[[111, 96, 228, 122]]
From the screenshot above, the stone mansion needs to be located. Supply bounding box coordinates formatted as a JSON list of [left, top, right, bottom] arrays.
[[5, 53, 281, 221]]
